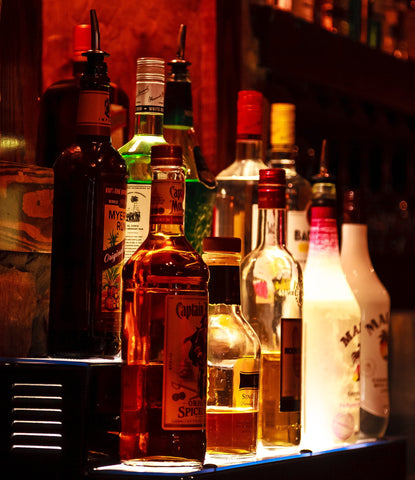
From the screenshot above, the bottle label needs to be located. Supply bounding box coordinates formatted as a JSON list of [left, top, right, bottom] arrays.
[[233, 357, 260, 409], [286, 210, 310, 269], [125, 182, 151, 259], [280, 317, 302, 411], [76, 90, 111, 136], [361, 309, 390, 417], [150, 179, 184, 225], [309, 216, 339, 254], [136, 81, 164, 114], [163, 295, 208, 430], [99, 184, 126, 332]]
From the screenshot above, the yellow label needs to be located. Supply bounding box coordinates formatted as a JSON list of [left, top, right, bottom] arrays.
[[232, 357, 260, 408]]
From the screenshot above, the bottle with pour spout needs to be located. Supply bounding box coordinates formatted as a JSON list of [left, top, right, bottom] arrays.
[[164, 24, 216, 254]]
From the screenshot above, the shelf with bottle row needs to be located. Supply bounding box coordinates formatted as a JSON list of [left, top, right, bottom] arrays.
[[248, 4, 415, 117], [87, 437, 406, 480]]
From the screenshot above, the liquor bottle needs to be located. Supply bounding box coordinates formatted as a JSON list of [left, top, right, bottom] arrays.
[[202, 236, 260, 458], [302, 142, 361, 450], [48, 10, 127, 358], [240, 168, 303, 449], [164, 24, 216, 255], [36, 23, 129, 168], [119, 57, 166, 260], [213, 90, 268, 258], [269, 103, 312, 270], [340, 188, 390, 438], [121, 144, 209, 467]]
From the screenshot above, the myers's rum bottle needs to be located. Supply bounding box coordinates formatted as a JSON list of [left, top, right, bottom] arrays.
[[121, 144, 209, 467], [48, 10, 127, 358]]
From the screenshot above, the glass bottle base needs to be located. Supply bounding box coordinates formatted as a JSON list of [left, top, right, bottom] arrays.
[[121, 457, 203, 473]]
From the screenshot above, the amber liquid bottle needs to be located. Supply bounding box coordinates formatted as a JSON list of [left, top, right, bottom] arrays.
[[48, 11, 127, 358], [121, 144, 209, 468]]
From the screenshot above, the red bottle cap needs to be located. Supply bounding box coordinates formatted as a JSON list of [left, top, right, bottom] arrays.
[[73, 24, 91, 60], [151, 144, 183, 166], [237, 90, 263, 138], [258, 168, 286, 209]]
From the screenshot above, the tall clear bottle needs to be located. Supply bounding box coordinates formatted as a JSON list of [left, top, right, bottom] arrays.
[[213, 90, 268, 258], [203, 236, 260, 459], [119, 57, 166, 260], [164, 25, 216, 254], [240, 168, 303, 450], [269, 103, 312, 270], [121, 144, 209, 468], [48, 10, 127, 358], [340, 188, 390, 439], [302, 143, 361, 450]]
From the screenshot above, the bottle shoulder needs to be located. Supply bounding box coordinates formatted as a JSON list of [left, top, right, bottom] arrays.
[[216, 159, 268, 180], [123, 235, 209, 283], [119, 134, 166, 156]]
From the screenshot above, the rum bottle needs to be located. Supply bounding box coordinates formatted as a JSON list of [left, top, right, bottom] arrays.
[[213, 90, 267, 257], [240, 168, 303, 449], [119, 57, 166, 260], [121, 144, 209, 467], [203, 236, 260, 458], [340, 188, 390, 438], [302, 143, 361, 449], [48, 10, 127, 358], [269, 103, 312, 270], [164, 24, 216, 254]]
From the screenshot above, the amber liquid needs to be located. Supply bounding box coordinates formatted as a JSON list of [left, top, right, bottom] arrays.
[[260, 353, 301, 446], [121, 235, 209, 465], [207, 407, 258, 455], [48, 139, 127, 357]]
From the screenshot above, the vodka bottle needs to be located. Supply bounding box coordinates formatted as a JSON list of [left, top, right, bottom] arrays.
[[269, 103, 312, 270], [240, 168, 303, 449], [341, 188, 390, 439], [164, 24, 216, 254], [48, 10, 127, 358], [121, 144, 209, 468], [119, 57, 166, 260], [213, 90, 268, 258], [302, 144, 361, 450], [203, 236, 260, 458]]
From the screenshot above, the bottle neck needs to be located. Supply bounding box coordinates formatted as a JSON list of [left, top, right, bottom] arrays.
[[149, 166, 185, 236], [256, 208, 286, 248], [207, 264, 240, 304], [341, 223, 373, 267], [135, 79, 165, 137], [308, 206, 340, 258], [235, 137, 263, 162], [269, 145, 298, 171], [76, 87, 111, 139]]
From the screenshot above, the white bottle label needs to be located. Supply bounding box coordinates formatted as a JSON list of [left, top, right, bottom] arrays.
[[361, 308, 390, 417], [135, 82, 164, 114], [163, 295, 207, 430], [286, 210, 310, 269], [125, 183, 151, 260]]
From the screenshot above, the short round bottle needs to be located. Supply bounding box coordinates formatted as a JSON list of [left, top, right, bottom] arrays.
[[203, 237, 261, 460]]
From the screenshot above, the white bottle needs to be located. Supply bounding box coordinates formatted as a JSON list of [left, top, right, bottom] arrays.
[[302, 145, 361, 451], [341, 188, 390, 439]]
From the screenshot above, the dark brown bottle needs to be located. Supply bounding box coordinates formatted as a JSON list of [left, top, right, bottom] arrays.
[[48, 10, 127, 358], [121, 144, 208, 468]]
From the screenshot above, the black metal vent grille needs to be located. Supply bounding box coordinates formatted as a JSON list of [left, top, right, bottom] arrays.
[[11, 382, 63, 454]]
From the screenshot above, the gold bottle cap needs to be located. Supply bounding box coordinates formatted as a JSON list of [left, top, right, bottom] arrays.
[[271, 103, 296, 146]]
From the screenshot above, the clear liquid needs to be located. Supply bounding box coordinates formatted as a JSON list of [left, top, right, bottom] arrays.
[[214, 178, 258, 258]]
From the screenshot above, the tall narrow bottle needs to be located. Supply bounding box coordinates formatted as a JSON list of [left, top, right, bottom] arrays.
[[213, 90, 268, 258], [48, 10, 127, 358], [269, 103, 312, 270], [164, 24, 216, 254], [302, 143, 361, 449], [203, 236, 260, 458], [119, 58, 166, 260], [121, 144, 209, 468], [240, 168, 303, 450], [340, 188, 390, 439]]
